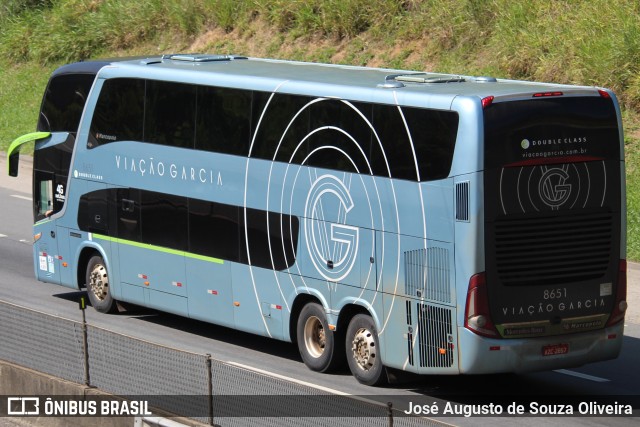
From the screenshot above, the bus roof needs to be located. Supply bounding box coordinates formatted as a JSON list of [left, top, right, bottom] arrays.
[[90, 54, 604, 109]]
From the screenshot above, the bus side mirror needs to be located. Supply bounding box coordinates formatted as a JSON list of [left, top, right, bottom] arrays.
[[8, 151, 20, 177], [7, 132, 51, 177]]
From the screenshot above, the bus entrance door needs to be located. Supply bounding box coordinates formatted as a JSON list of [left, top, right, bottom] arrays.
[[33, 171, 62, 285]]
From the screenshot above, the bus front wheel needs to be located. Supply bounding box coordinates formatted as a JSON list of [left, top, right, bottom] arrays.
[[346, 314, 386, 386], [296, 302, 343, 372], [85, 255, 116, 314]]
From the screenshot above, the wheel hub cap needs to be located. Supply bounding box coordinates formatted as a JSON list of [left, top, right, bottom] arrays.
[[89, 264, 109, 301], [303, 316, 326, 358], [351, 328, 376, 371]]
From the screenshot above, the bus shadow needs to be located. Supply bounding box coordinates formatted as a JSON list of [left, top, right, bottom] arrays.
[[52, 290, 326, 367], [53, 289, 640, 395], [139, 309, 304, 363]]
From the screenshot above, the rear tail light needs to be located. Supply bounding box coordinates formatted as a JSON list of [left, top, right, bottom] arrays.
[[598, 89, 611, 99], [465, 272, 500, 337], [606, 260, 627, 327]]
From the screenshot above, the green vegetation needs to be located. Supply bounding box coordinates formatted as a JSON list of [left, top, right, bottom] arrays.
[[1, 0, 638, 259]]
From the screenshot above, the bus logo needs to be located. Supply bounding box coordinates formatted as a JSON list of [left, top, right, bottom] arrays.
[[539, 167, 572, 208], [7, 397, 40, 415], [304, 175, 359, 282]]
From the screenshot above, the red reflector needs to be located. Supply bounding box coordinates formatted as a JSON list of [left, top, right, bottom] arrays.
[[598, 89, 611, 99], [481, 96, 494, 109], [608, 334, 617, 340], [533, 91, 563, 98], [490, 346, 501, 351], [606, 260, 627, 327]]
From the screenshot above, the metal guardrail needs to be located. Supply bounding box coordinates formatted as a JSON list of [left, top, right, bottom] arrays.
[[0, 300, 446, 427]]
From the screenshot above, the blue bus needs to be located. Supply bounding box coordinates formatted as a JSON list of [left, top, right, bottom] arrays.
[[8, 54, 627, 385]]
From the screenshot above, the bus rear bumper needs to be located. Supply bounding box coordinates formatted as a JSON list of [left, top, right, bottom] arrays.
[[457, 323, 624, 374]]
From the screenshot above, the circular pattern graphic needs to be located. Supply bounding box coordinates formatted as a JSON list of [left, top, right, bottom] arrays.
[[242, 92, 421, 337]]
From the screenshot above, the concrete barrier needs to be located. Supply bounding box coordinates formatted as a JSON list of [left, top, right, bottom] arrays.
[[0, 361, 201, 427]]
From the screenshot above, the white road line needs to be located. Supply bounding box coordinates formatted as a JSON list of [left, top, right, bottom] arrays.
[[11, 194, 31, 201], [554, 369, 610, 383], [0, 234, 6, 238], [225, 361, 350, 395]]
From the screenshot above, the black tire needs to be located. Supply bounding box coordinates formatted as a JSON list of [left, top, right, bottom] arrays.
[[346, 314, 386, 386], [296, 302, 344, 372], [85, 255, 116, 314]]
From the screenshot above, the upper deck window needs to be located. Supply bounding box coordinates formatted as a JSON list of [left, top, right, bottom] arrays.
[[89, 78, 144, 148], [88, 78, 459, 182], [145, 80, 196, 149], [38, 74, 95, 133], [196, 86, 252, 156]]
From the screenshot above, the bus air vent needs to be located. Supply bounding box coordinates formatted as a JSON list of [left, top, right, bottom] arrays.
[[456, 181, 470, 222], [387, 73, 466, 84], [416, 303, 454, 368], [404, 248, 451, 303], [492, 211, 613, 286], [405, 301, 414, 366], [162, 54, 248, 62], [474, 76, 498, 83]]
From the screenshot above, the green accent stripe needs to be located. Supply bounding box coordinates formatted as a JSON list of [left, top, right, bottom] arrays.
[[93, 233, 224, 265], [7, 132, 51, 175]]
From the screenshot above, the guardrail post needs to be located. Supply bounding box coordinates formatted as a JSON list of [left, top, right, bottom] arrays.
[[206, 353, 213, 426], [79, 296, 90, 387]]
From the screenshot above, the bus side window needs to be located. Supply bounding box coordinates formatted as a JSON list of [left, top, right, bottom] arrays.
[[196, 86, 252, 156], [89, 78, 144, 148], [145, 81, 196, 149]]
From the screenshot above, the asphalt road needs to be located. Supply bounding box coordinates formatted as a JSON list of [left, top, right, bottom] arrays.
[[1, 154, 638, 426]]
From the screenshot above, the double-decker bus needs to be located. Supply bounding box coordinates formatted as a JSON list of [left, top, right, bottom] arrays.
[[8, 54, 627, 385]]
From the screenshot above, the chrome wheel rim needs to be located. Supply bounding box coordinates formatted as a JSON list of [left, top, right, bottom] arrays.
[[89, 263, 109, 301], [351, 327, 376, 371]]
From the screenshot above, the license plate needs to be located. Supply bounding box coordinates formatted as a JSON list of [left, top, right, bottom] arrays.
[[542, 343, 569, 356]]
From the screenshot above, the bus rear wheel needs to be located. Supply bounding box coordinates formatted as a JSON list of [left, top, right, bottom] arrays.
[[85, 255, 116, 314], [346, 314, 386, 386], [296, 302, 343, 372]]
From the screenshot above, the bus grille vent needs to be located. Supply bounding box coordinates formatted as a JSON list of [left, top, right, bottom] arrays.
[[416, 303, 453, 368], [456, 181, 470, 221], [493, 211, 613, 286], [404, 248, 451, 303], [406, 300, 414, 366]]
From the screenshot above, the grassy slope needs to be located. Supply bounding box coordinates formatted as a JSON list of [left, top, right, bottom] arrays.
[[0, 0, 638, 259]]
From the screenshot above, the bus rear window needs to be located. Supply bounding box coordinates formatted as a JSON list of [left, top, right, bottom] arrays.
[[484, 96, 619, 169]]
